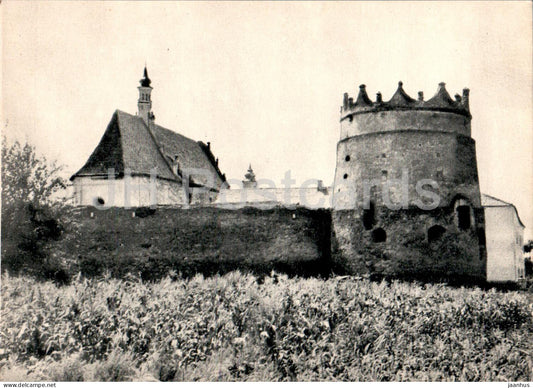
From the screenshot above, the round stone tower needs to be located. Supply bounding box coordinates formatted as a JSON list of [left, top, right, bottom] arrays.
[[332, 81, 486, 282]]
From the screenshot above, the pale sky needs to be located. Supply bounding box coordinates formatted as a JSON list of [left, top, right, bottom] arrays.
[[2, 1, 532, 237]]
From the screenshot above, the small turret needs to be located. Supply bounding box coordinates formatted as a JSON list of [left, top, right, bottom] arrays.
[[137, 66, 153, 124], [355, 84, 373, 107], [426, 82, 456, 108], [388, 81, 416, 107], [462, 88, 470, 111], [243, 164, 257, 189]]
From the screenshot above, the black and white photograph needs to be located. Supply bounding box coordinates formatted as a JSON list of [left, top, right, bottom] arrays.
[[1, 0, 532, 383]]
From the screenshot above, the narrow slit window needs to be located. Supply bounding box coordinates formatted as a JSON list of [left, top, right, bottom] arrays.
[[477, 228, 486, 246], [362, 201, 375, 230], [457, 206, 471, 230]]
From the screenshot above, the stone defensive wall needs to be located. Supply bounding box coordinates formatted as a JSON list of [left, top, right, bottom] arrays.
[[49, 206, 332, 280]]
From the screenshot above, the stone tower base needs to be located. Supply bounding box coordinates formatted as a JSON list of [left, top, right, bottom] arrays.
[[332, 206, 486, 283]]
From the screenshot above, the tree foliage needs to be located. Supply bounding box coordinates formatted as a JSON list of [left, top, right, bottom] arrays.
[[1, 136, 68, 279], [1, 136, 67, 209]]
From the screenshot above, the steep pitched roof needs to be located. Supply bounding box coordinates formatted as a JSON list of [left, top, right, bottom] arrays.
[[71, 110, 225, 188], [70, 112, 125, 178], [149, 120, 225, 187]]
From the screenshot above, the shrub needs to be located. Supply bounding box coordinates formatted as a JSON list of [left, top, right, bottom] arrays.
[[1, 137, 68, 281]]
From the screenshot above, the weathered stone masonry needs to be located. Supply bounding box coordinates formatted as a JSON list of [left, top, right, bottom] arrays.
[[331, 82, 486, 281]]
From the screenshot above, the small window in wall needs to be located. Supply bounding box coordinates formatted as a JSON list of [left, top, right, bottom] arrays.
[[371, 228, 386, 243], [381, 153, 386, 158], [94, 197, 105, 206], [345, 155, 351, 162], [457, 205, 471, 230], [381, 170, 388, 178], [343, 173, 348, 179], [362, 201, 375, 230], [428, 225, 446, 243], [477, 228, 486, 246]]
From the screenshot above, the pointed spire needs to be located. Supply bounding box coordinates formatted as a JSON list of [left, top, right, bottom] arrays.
[[355, 84, 373, 107], [388, 81, 415, 107], [140, 66, 151, 87], [426, 82, 456, 108]]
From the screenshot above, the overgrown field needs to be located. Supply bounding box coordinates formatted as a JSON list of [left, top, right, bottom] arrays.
[[1, 272, 532, 381]]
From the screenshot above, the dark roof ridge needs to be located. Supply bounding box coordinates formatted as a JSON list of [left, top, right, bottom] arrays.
[[118, 109, 201, 147], [115, 110, 129, 181], [135, 113, 183, 183]]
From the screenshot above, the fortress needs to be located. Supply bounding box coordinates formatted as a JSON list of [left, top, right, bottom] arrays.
[[331, 82, 485, 280], [69, 70, 525, 283]]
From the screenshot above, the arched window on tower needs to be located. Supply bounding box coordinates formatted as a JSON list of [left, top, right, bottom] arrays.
[[457, 206, 471, 230], [453, 197, 472, 231]]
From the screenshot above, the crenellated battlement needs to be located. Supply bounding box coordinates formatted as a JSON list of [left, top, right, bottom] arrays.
[[341, 82, 470, 121], [339, 81, 472, 140], [332, 81, 485, 280]]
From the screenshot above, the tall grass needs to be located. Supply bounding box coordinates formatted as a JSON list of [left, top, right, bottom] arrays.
[[1, 272, 531, 381]]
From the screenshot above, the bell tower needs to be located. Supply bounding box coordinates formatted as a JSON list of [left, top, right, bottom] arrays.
[[137, 66, 153, 124]]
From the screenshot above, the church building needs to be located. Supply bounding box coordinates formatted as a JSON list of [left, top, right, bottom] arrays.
[[70, 68, 226, 207]]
